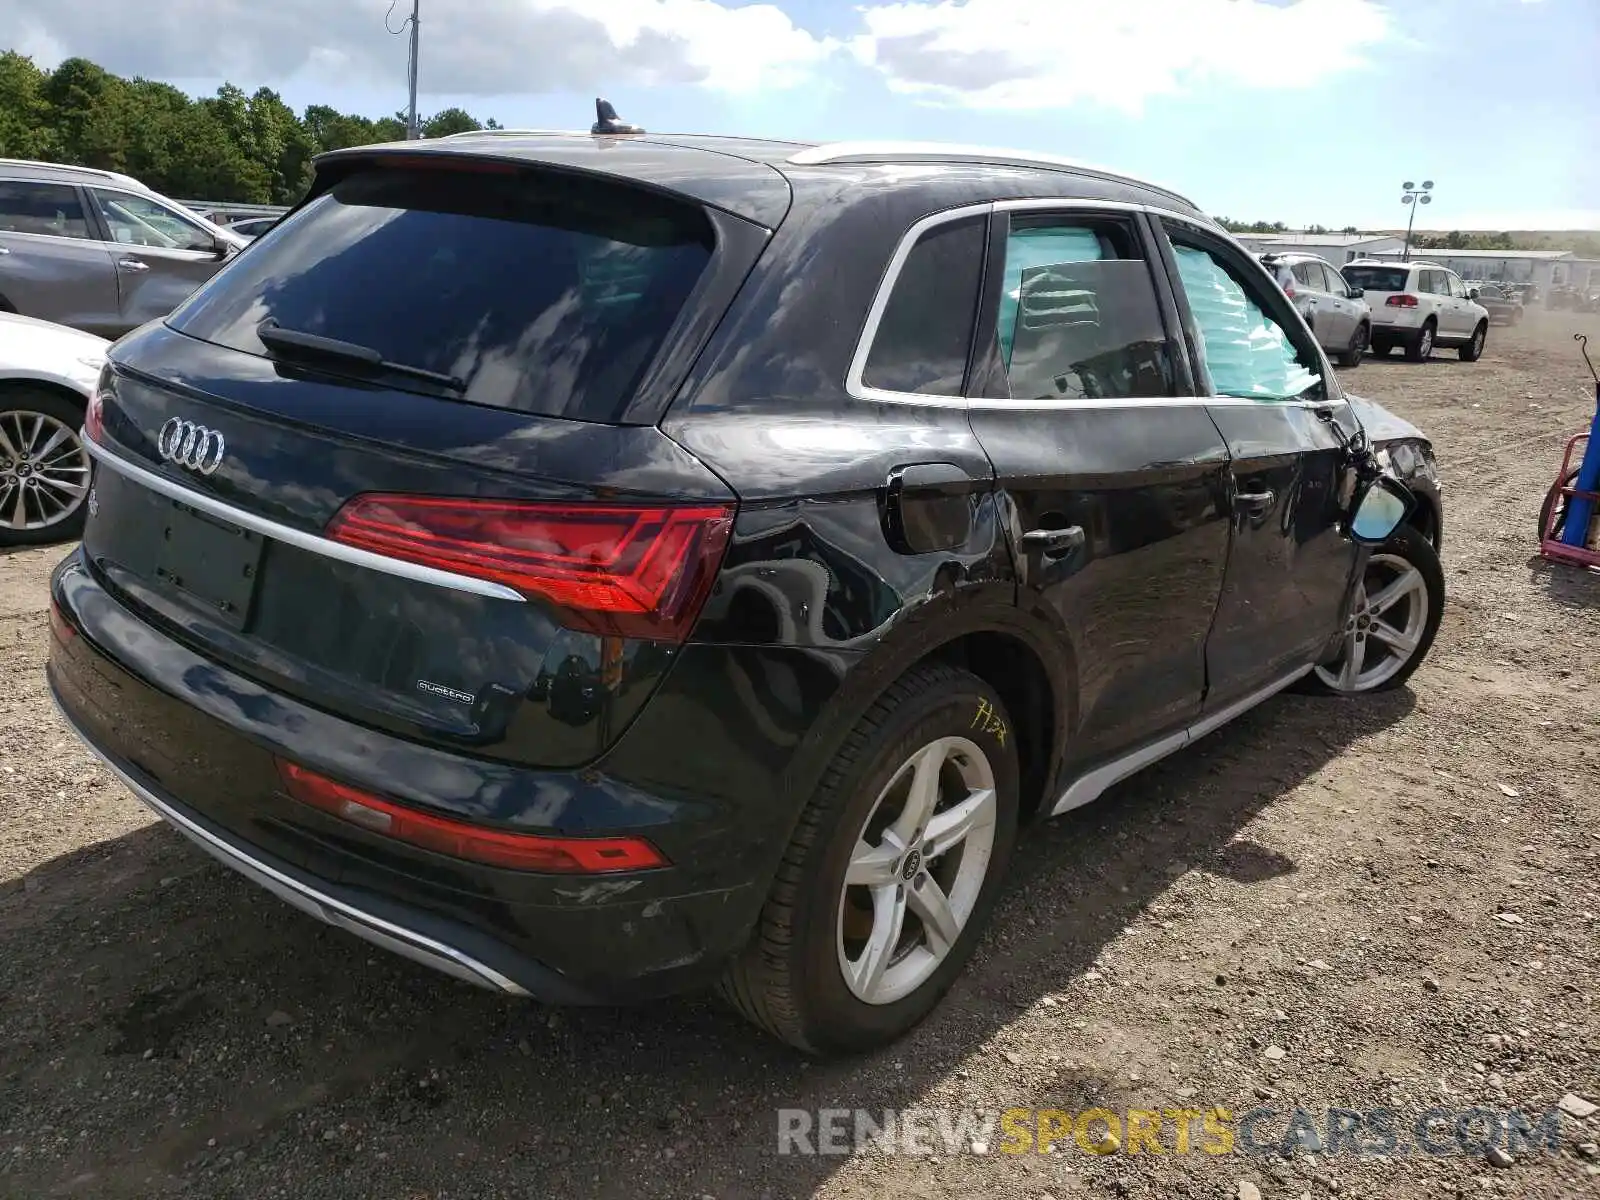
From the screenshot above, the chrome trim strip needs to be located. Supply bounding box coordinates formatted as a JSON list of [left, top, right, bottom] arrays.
[[83, 438, 526, 603], [843, 198, 1337, 412], [49, 687, 529, 996], [787, 141, 1200, 209], [1048, 666, 1312, 818]]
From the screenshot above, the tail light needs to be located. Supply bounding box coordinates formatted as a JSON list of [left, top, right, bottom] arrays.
[[1385, 294, 1420, 308], [325, 496, 735, 642], [48, 594, 75, 642], [276, 759, 668, 873]]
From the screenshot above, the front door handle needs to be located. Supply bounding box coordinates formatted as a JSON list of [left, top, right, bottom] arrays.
[[117, 258, 150, 272], [1021, 526, 1085, 559], [1234, 490, 1276, 516]]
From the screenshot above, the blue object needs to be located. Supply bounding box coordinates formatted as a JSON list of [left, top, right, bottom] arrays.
[[1172, 246, 1320, 401], [1560, 379, 1600, 548]]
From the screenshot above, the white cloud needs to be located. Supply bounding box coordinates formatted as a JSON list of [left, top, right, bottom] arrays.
[[10, 0, 834, 96], [848, 0, 1392, 112], [12, 0, 1395, 108]]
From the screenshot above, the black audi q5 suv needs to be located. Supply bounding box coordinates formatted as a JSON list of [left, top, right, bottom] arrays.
[[47, 126, 1445, 1054]]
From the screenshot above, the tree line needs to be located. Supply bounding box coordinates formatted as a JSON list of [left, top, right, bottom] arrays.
[[0, 51, 494, 205]]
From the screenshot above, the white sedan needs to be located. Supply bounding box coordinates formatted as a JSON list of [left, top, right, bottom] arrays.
[[0, 312, 107, 544]]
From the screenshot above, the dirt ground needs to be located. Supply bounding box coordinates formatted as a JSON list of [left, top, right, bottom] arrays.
[[2, 311, 1598, 1200]]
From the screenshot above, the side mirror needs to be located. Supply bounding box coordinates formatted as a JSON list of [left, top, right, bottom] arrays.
[[1468, 288, 1479, 300], [1348, 287, 1364, 299], [211, 238, 233, 261], [1350, 475, 1415, 545]]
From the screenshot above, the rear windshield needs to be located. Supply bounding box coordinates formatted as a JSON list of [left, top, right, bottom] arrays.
[[1341, 265, 1410, 292], [169, 164, 714, 422]]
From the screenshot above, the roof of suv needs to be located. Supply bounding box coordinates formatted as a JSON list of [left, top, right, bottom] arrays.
[[0, 157, 149, 193], [316, 132, 1205, 227]]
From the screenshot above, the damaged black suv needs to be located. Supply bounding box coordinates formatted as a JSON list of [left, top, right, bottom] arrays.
[[48, 121, 1444, 1054]]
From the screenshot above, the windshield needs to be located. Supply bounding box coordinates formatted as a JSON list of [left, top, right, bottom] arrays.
[[1341, 265, 1410, 292], [169, 164, 714, 423]]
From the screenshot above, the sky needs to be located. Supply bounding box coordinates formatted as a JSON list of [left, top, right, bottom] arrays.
[[10, 0, 1600, 230]]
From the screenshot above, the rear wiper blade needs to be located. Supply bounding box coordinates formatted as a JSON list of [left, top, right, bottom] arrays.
[[256, 319, 465, 394]]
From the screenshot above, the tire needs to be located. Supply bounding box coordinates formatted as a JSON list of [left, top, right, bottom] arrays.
[[719, 662, 1020, 1055], [1404, 320, 1435, 362], [0, 386, 93, 547], [1458, 321, 1487, 363], [1540, 468, 1578, 541], [1337, 322, 1369, 368], [1300, 524, 1444, 696]]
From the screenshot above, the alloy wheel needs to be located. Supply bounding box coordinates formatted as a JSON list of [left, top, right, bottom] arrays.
[[1418, 326, 1434, 357], [0, 410, 91, 533], [837, 735, 997, 1006], [1314, 552, 1430, 693]]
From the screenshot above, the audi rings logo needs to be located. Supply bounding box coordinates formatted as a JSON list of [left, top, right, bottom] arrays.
[[157, 418, 226, 475]]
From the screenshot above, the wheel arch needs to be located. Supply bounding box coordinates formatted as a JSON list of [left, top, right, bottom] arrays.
[[0, 375, 91, 413], [782, 600, 1075, 839]]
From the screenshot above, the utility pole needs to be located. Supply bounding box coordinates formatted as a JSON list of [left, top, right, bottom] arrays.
[[1400, 180, 1433, 261], [406, 0, 421, 139]]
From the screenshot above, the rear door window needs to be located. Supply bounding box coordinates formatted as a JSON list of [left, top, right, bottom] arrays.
[[1292, 262, 1319, 290], [170, 164, 715, 423], [861, 215, 985, 396], [0, 181, 92, 240], [990, 215, 1176, 402]]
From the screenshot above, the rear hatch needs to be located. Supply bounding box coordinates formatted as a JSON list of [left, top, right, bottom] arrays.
[[82, 148, 780, 768], [1341, 263, 1414, 325]]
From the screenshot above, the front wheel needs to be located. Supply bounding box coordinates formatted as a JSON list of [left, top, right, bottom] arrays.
[[720, 663, 1019, 1055], [0, 387, 94, 547], [1459, 321, 1487, 362], [1303, 524, 1444, 695]]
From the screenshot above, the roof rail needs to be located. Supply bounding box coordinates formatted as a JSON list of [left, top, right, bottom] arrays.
[[787, 141, 1198, 209], [0, 156, 141, 187]]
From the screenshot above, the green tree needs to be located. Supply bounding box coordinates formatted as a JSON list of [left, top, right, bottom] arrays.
[[423, 107, 481, 137], [0, 52, 60, 159]]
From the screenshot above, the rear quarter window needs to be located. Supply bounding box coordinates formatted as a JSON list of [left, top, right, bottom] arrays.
[[169, 164, 715, 423]]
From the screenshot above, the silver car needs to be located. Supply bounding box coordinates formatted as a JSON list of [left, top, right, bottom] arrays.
[[0, 159, 247, 339], [1258, 251, 1372, 368]]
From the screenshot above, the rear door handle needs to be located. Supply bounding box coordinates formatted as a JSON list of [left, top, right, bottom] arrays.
[[1234, 490, 1275, 516], [117, 258, 149, 272], [1021, 526, 1085, 559]]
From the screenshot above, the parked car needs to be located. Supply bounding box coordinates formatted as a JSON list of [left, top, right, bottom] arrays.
[[1340, 259, 1490, 362], [1258, 251, 1372, 367], [0, 159, 247, 338], [1472, 284, 1524, 325], [0, 310, 105, 544], [47, 131, 1446, 1055]]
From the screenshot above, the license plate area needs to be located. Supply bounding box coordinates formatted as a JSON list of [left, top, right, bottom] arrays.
[[151, 501, 263, 629]]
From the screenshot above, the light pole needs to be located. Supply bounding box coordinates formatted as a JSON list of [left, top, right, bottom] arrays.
[[1400, 180, 1433, 261], [403, 0, 422, 140]]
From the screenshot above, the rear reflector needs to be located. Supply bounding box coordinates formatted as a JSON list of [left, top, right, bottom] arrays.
[[325, 495, 735, 642], [276, 759, 668, 873], [1385, 294, 1420, 308], [48, 594, 75, 642]]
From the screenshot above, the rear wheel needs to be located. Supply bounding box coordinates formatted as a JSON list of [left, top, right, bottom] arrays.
[[720, 662, 1019, 1054], [1303, 525, 1443, 695], [1337, 321, 1369, 368], [1459, 321, 1487, 362], [0, 387, 93, 547], [1405, 321, 1436, 362]]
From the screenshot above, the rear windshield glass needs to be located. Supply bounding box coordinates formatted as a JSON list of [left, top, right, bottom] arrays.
[[1341, 265, 1410, 292], [169, 164, 714, 422]]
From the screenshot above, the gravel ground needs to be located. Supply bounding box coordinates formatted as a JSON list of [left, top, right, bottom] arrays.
[[2, 311, 1598, 1200]]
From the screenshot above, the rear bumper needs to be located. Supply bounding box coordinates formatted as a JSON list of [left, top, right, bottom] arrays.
[[47, 550, 779, 1004]]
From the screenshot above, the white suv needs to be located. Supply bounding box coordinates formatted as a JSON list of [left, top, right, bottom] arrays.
[[1340, 260, 1490, 363]]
